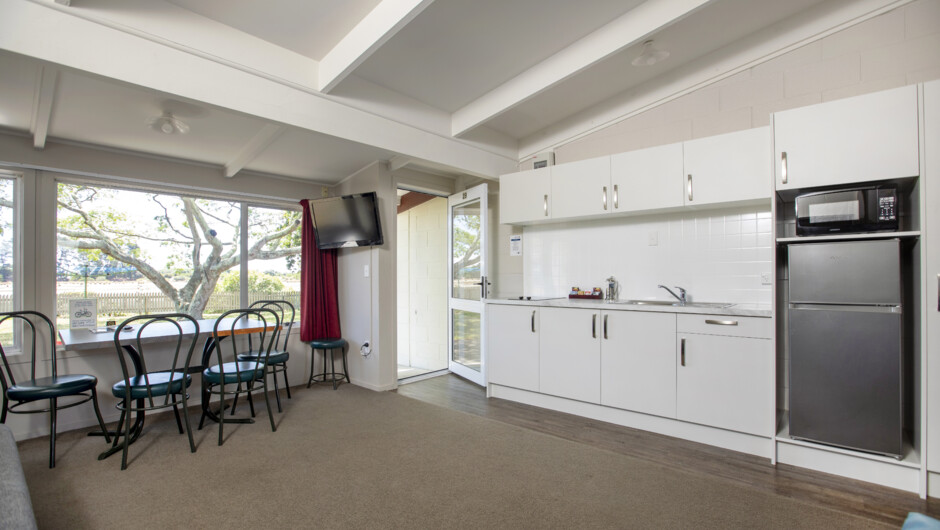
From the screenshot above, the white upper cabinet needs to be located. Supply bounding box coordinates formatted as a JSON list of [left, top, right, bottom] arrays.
[[773, 85, 919, 191], [499, 167, 551, 224], [683, 127, 771, 207], [550, 156, 611, 219], [610, 142, 684, 213]]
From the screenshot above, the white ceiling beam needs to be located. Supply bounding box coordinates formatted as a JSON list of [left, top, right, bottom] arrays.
[[30, 66, 58, 150], [451, 0, 713, 137], [0, 0, 515, 178], [224, 123, 284, 178], [318, 0, 436, 93], [388, 155, 412, 172]]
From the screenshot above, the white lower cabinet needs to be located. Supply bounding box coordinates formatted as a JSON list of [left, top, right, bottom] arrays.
[[600, 311, 677, 418], [539, 307, 601, 403], [676, 315, 773, 437], [487, 304, 540, 392]]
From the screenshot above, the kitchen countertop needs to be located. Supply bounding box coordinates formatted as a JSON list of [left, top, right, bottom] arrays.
[[486, 297, 772, 318]]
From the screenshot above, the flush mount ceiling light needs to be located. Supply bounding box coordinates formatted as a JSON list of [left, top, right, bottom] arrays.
[[631, 40, 670, 67], [148, 111, 190, 135]]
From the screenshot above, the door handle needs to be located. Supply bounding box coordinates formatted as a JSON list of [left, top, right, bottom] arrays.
[[603, 314, 608, 339], [603, 186, 608, 211], [613, 184, 619, 209], [592, 314, 597, 339], [781, 152, 788, 185], [531, 310, 536, 333], [687, 174, 693, 202], [544, 194, 548, 216], [705, 319, 738, 326], [680, 338, 686, 367]]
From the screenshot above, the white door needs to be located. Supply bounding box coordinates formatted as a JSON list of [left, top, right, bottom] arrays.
[[448, 184, 488, 386]]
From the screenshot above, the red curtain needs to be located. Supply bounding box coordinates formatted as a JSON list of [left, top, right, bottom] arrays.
[[299, 199, 341, 341]]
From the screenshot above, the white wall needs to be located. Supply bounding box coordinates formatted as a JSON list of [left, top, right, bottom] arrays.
[[523, 206, 773, 305], [334, 162, 398, 391]]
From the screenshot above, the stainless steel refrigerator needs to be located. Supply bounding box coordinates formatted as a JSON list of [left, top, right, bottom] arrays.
[[788, 239, 903, 457]]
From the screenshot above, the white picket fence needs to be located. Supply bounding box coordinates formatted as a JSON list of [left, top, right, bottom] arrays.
[[0, 291, 300, 317]]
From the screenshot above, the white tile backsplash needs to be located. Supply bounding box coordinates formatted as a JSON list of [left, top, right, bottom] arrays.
[[522, 206, 773, 305]]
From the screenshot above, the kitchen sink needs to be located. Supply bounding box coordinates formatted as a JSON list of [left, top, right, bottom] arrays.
[[613, 299, 679, 306], [612, 300, 734, 309]]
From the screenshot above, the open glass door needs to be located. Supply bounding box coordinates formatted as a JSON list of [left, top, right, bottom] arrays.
[[448, 183, 488, 386]]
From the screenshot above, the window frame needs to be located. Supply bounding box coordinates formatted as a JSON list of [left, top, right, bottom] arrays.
[[0, 169, 23, 352], [53, 176, 302, 323]]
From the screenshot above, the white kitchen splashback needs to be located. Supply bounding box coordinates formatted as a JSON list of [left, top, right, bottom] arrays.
[[523, 207, 773, 305]]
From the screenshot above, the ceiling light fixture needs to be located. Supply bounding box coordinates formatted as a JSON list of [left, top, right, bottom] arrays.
[[631, 40, 670, 67], [149, 111, 190, 135]]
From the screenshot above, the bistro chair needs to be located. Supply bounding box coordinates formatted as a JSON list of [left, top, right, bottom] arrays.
[[202, 308, 278, 446], [108, 313, 199, 470], [236, 300, 295, 412], [0, 310, 110, 468]]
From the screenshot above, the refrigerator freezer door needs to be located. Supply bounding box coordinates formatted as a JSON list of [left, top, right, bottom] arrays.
[[788, 306, 902, 456], [788, 239, 900, 305]]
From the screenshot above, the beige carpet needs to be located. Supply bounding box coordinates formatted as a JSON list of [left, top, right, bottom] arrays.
[[17, 384, 890, 529]]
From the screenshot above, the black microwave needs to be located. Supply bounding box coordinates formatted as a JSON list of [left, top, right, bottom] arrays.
[[795, 185, 898, 236]]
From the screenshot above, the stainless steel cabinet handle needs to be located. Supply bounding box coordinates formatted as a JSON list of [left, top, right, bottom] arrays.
[[687, 174, 693, 202], [781, 152, 788, 185], [680, 338, 686, 367], [613, 184, 619, 209], [937, 273, 939, 312], [705, 319, 738, 326], [592, 314, 597, 339], [543, 194, 548, 216], [531, 310, 536, 333], [602, 186, 608, 211], [603, 314, 608, 339]]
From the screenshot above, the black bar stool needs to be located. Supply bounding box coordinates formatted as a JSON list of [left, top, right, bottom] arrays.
[[307, 338, 349, 390]]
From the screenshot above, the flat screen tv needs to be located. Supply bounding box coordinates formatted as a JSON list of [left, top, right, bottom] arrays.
[[309, 192, 384, 249]]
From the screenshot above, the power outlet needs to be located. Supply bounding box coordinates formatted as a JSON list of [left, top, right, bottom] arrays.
[[321, 186, 329, 198], [364, 264, 370, 277], [761, 272, 772, 285]]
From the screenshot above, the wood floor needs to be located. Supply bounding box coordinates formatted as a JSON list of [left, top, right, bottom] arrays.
[[396, 373, 940, 527]]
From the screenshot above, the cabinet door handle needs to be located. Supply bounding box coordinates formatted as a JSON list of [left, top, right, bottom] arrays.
[[781, 152, 788, 185], [680, 338, 686, 367], [603, 314, 608, 339], [936, 273, 939, 312], [687, 174, 693, 202], [613, 184, 619, 209], [543, 194, 548, 216], [602, 186, 608, 211], [531, 310, 536, 333], [592, 314, 597, 339], [705, 319, 738, 326]]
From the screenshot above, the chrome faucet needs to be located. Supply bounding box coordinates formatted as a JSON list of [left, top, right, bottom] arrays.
[[605, 276, 618, 301], [658, 285, 687, 306]]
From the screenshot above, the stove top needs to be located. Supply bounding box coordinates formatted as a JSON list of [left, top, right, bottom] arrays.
[[503, 296, 562, 301]]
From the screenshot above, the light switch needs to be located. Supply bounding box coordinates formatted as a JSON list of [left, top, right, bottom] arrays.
[[364, 265, 370, 277], [648, 231, 659, 246], [761, 272, 772, 285]]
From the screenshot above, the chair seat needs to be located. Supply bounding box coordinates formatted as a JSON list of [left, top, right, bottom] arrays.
[[237, 350, 289, 365], [7, 374, 98, 401], [203, 362, 264, 385], [111, 372, 192, 400], [311, 338, 346, 349]]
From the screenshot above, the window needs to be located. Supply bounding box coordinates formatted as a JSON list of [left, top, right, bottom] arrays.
[[56, 182, 301, 330], [0, 174, 17, 345]]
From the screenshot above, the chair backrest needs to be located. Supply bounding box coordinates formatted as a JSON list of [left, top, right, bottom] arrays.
[[211, 308, 280, 384], [248, 300, 295, 352], [0, 311, 58, 393], [113, 313, 199, 408]]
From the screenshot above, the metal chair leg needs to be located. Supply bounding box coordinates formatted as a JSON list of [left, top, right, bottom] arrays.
[[49, 397, 57, 468], [342, 344, 350, 384], [282, 365, 292, 399], [181, 393, 195, 454], [271, 365, 283, 413], [120, 397, 132, 471], [262, 378, 276, 433], [330, 348, 338, 390], [90, 387, 111, 444], [1, 397, 8, 423], [172, 405, 184, 434]]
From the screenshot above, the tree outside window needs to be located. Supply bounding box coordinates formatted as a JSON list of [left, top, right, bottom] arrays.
[[56, 183, 301, 328]]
